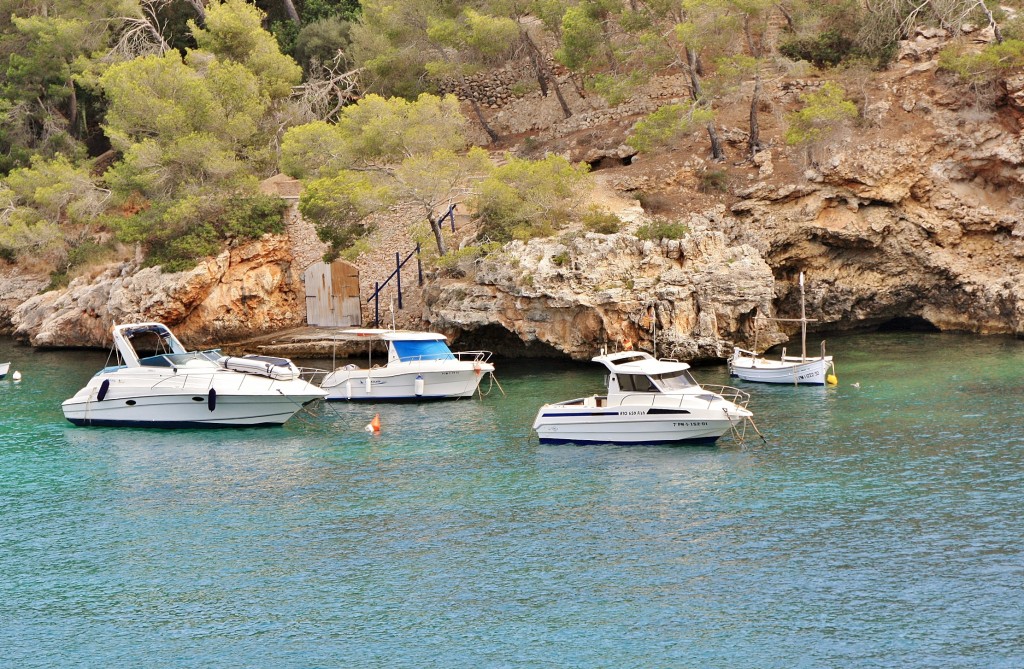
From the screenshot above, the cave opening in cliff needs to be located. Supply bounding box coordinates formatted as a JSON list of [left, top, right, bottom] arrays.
[[452, 324, 570, 360], [587, 154, 634, 171], [877, 316, 940, 332]]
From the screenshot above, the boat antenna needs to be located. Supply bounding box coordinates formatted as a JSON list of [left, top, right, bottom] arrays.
[[650, 300, 657, 359], [752, 310, 760, 355], [799, 272, 807, 361]]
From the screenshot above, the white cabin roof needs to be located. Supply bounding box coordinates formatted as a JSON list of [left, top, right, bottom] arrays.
[[592, 350, 691, 375], [331, 328, 448, 342]]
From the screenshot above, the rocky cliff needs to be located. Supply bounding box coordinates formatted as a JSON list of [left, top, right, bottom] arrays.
[[428, 220, 781, 361], [425, 31, 1024, 358], [11, 235, 305, 349], [3, 28, 1023, 359]]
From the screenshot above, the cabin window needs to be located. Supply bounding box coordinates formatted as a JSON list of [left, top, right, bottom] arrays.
[[391, 340, 456, 362], [651, 370, 699, 391], [617, 374, 656, 392]]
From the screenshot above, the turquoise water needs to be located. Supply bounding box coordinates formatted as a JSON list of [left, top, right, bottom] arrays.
[[1, 333, 1022, 668]]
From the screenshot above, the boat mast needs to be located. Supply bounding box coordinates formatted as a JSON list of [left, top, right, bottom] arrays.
[[799, 272, 807, 360]]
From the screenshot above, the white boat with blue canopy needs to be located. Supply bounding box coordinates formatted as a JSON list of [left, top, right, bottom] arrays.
[[532, 350, 753, 445], [61, 322, 326, 428], [319, 328, 495, 401]]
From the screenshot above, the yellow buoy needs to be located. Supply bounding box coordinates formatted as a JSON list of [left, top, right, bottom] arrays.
[[826, 373, 838, 386]]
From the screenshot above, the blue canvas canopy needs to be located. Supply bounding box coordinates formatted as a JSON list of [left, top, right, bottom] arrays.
[[391, 339, 456, 362]]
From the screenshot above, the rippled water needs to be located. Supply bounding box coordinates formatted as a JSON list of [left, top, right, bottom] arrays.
[[1, 333, 1022, 668]]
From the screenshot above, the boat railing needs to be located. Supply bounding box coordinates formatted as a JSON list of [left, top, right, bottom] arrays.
[[389, 351, 493, 364], [454, 350, 493, 364], [150, 371, 286, 393], [297, 366, 331, 384], [616, 384, 749, 410], [699, 384, 751, 409]]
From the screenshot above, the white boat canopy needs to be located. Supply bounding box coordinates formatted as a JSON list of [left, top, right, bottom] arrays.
[[593, 351, 692, 375], [112, 322, 188, 367], [328, 328, 448, 342]]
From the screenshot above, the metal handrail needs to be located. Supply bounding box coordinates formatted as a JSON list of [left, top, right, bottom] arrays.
[[373, 350, 493, 365], [366, 243, 424, 327], [615, 384, 750, 411]]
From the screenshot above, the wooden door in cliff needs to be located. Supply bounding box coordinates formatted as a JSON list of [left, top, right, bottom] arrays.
[[303, 259, 362, 327]]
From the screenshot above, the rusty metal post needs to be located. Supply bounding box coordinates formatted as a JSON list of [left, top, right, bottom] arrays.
[[416, 242, 423, 285]]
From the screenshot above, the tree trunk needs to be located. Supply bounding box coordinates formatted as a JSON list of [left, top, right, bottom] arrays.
[[706, 122, 724, 161], [185, 0, 206, 27], [522, 30, 572, 118], [977, 1, 1003, 43], [524, 34, 549, 96], [686, 48, 724, 160], [470, 98, 500, 143], [552, 76, 572, 118], [66, 78, 78, 137], [748, 72, 762, 157], [281, 0, 300, 25], [430, 215, 447, 256]]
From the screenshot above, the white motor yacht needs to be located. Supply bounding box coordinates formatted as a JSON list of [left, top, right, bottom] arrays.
[[62, 323, 326, 428], [319, 329, 494, 401], [532, 351, 752, 445]]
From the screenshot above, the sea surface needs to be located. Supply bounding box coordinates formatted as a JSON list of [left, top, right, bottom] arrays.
[[1, 332, 1022, 668]]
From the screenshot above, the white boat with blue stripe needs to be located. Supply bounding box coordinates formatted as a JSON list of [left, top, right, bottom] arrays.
[[532, 351, 752, 445], [319, 329, 494, 401], [61, 323, 326, 428]]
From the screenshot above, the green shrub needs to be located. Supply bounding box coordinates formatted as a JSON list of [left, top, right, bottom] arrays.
[[779, 30, 855, 68], [697, 168, 729, 193], [45, 238, 120, 290], [220, 194, 287, 238], [582, 210, 622, 234], [631, 190, 674, 215], [114, 192, 287, 271], [551, 250, 570, 266], [475, 154, 590, 243], [339, 237, 374, 262], [435, 243, 500, 276], [636, 219, 689, 241]]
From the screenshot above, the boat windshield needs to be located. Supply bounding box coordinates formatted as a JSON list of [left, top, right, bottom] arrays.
[[391, 339, 456, 362], [650, 370, 700, 391], [140, 352, 221, 367]]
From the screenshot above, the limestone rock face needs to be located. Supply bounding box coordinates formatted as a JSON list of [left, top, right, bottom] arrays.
[[426, 228, 780, 361], [0, 269, 48, 335], [11, 235, 305, 349], [718, 102, 1024, 338]]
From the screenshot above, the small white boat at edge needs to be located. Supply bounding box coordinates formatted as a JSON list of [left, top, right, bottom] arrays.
[[532, 351, 753, 445], [61, 322, 326, 428], [0, 361, 9, 379], [729, 346, 834, 385], [729, 272, 838, 386], [319, 328, 495, 401]]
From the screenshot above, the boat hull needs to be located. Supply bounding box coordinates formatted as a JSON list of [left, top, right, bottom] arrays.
[[321, 363, 492, 401], [62, 370, 325, 428], [532, 403, 745, 445], [0, 361, 8, 379], [729, 356, 833, 385]]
